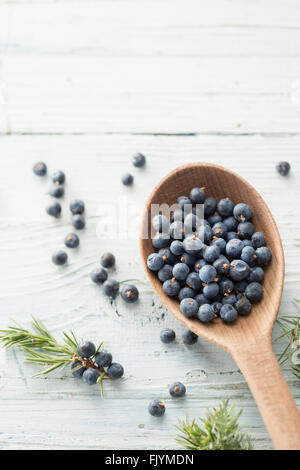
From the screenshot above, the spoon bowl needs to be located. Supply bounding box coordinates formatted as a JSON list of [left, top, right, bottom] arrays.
[[139, 162, 300, 450]]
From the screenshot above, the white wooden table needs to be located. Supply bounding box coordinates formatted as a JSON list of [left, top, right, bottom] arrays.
[[0, 0, 300, 450]]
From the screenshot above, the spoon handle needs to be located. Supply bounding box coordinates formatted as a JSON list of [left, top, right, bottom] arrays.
[[232, 337, 300, 450]]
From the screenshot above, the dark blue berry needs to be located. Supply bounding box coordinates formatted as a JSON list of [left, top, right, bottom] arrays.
[[241, 246, 257, 267], [160, 328, 176, 344], [169, 381, 186, 398], [198, 304, 214, 323], [229, 260, 250, 281], [213, 256, 230, 276], [203, 245, 220, 263], [170, 220, 184, 239], [77, 341, 96, 358], [183, 235, 203, 255], [212, 222, 227, 239], [211, 237, 226, 253], [90, 267, 108, 284], [182, 329, 198, 345], [245, 282, 263, 302], [189, 187, 205, 204], [256, 246, 272, 266], [233, 203, 252, 222], [276, 161, 290, 176], [180, 252, 197, 267], [94, 350, 112, 368], [163, 278, 181, 296], [46, 202, 61, 217], [178, 196, 192, 210], [132, 153, 146, 167], [247, 266, 264, 283], [199, 265, 217, 284], [52, 250, 68, 265], [211, 301, 222, 316], [172, 263, 190, 281], [227, 232, 239, 241], [170, 240, 184, 256], [152, 233, 170, 250], [33, 161, 47, 176], [158, 264, 173, 282], [72, 214, 85, 229], [147, 253, 164, 271], [200, 224, 213, 244], [194, 258, 207, 273], [148, 399, 165, 417], [52, 170, 65, 185], [223, 216, 238, 232], [180, 298, 199, 318], [237, 221, 254, 240], [220, 304, 238, 323], [222, 293, 237, 306], [50, 184, 64, 198], [217, 198, 234, 217], [235, 296, 252, 316], [120, 284, 139, 303], [186, 272, 202, 291], [70, 199, 85, 215], [107, 362, 124, 379], [172, 209, 184, 222], [183, 213, 201, 235], [204, 197, 217, 217], [83, 368, 100, 385], [242, 239, 253, 248], [64, 233, 80, 248], [203, 282, 219, 300], [100, 252, 115, 268], [122, 173, 134, 185], [102, 279, 119, 298], [226, 239, 244, 258], [71, 361, 86, 378], [152, 214, 170, 233], [234, 280, 248, 293], [219, 278, 234, 296], [178, 287, 195, 301], [195, 293, 211, 306], [251, 232, 265, 248], [208, 214, 222, 226]]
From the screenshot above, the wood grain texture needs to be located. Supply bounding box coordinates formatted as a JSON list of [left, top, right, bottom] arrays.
[[0, 0, 300, 450]]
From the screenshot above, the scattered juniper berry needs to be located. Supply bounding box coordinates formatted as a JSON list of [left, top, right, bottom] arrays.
[[52, 250, 68, 265], [148, 399, 165, 417], [100, 252, 115, 268], [46, 202, 61, 217], [160, 328, 176, 344], [64, 233, 80, 248], [90, 267, 108, 284], [169, 382, 186, 398], [33, 161, 47, 176], [70, 199, 85, 215]]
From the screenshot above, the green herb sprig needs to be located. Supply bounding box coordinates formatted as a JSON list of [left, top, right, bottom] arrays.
[[175, 399, 252, 450], [0, 316, 109, 396], [276, 299, 300, 380]]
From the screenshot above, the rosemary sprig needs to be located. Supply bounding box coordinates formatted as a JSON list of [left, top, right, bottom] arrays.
[[175, 399, 252, 450], [0, 316, 108, 396], [276, 299, 300, 380]]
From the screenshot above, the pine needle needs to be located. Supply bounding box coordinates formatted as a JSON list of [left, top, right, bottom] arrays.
[[175, 399, 252, 450]]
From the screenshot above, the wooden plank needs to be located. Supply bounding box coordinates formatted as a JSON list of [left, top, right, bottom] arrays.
[[0, 133, 299, 449], [1, 0, 300, 57], [1, 55, 300, 134]]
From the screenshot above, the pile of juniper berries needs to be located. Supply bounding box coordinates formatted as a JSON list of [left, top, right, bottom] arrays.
[[147, 188, 272, 324]]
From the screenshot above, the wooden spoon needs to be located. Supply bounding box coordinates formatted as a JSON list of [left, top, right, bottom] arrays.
[[139, 162, 300, 450]]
